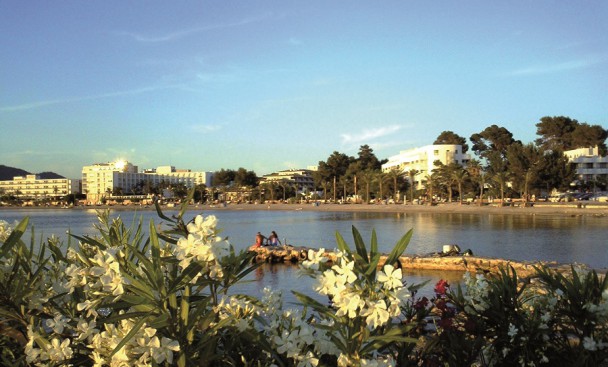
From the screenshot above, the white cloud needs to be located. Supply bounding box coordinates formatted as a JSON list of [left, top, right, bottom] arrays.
[[0, 85, 178, 112], [508, 56, 604, 76], [115, 13, 275, 43], [341, 125, 401, 145]]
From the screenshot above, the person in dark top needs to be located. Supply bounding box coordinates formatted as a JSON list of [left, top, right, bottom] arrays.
[[268, 230, 281, 246]]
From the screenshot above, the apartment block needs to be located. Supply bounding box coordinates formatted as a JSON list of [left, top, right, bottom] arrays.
[[0, 174, 79, 199], [260, 169, 315, 192], [564, 146, 608, 184], [381, 144, 471, 189], [82, 160, 213, 203]]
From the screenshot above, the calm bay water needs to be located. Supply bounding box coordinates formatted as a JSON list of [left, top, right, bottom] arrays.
[[1, 207, 607, 302]]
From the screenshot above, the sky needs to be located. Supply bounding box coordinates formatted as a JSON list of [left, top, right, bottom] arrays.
[[1, 1, 606, 179]]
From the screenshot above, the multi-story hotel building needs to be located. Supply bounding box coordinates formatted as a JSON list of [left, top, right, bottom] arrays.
[[0, 174, 79, 199], [260, 169, 315, 192], [381, 144, 471, 189], [82, 160, 213, 203], [564, 146, 608, 184]]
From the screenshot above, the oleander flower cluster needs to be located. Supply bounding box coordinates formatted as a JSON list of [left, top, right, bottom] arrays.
[[294, 228, 416, 367], [172, 214, 230, 280]]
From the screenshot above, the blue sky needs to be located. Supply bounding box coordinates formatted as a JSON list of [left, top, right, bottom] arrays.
[[1, 1, 606, 179]]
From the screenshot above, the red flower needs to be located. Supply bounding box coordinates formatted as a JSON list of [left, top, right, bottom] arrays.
[[434, 279, 449, 296], [437, 317, 454, 330], [414, 296, 429, 310]]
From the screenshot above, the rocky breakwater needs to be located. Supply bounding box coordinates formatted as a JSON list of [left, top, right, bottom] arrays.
[[249, 244, 569, 278]]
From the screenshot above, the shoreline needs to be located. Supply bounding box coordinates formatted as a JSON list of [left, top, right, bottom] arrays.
[[3, 201, 608, 217]]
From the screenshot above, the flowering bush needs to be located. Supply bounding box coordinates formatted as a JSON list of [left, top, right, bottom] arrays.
[[1, 199, 608, 367]]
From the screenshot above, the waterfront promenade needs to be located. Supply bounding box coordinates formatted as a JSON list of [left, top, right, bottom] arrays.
[[3, 201, 608, 217], [200, 201, 608, 217]]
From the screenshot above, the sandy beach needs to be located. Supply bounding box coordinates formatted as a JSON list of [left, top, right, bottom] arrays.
[[3, 201, 608, 218], [196, 201, 608, 217]]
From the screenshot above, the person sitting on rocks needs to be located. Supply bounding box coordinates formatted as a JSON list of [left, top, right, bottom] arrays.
[[254, 232, 267, 248], [268, 230, 281, 246]]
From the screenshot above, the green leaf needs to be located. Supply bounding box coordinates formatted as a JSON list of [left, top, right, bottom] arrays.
[[384, 228, 413, 267], [155, 200, 175, 223], [69, 233, 107, 251], [292, 291, 331, 314], [352, 226, 368, 264], [370, 229, 378, 259], [0, 217, 28, 258], [110, 315, 149, 357], [168, 262, 203, 294], [149, 220, 161, 257], [365, 253, 381, 277], [335, 231, 351, 254]]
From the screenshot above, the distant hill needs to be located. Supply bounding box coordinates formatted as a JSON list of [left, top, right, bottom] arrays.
[[38, 171, 65, 179], [0, 165, 65, 181]]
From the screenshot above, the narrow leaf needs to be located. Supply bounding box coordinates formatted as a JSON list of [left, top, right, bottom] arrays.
[[384, 228, 413, 267]]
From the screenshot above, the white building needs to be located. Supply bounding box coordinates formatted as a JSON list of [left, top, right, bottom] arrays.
[[82, 160, 213, 203], [0, 174, 79, 199], [381, 144, 471, 189], [564, 146, 608, 184], [260, 169, 315, 192]]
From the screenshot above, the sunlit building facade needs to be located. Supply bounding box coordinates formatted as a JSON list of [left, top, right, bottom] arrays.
[[564, 146, 608, 184], [381, 144, 471, 189], [0, 175, 79, 199], [260, 169, 315, 192], [82, 160, 213, 203]]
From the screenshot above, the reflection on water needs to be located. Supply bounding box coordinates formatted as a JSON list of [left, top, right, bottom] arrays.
[[231, 263, 465, 306]]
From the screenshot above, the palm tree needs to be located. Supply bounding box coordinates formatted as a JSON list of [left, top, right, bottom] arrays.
[[360, 169, 376, 204], [435, 163, 454, 203], [451, 166, 468, 205], [387, 168, 402, 203], [467, 159, 486, 206], [425, 172, 439, 205], [339, 176, 348, 202], [407, 169, 419, 204], [491, 171, 509, 205], [375, 171, 387, 202]]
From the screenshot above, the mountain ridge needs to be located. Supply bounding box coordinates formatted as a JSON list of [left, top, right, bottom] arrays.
[[0, 165, 65, 181]]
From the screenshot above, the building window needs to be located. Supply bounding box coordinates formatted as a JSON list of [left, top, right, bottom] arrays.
[[434, 150, 439, 155]]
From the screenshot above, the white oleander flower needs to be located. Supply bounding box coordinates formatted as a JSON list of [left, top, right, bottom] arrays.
[[149, 336, 180, 364], [99, 270, 125, 296], [301, 248, 328, 271], [187, 214, 218, 238], [508, 323, 518, 340], [274, 330, 301, 358], [315, 269, 346, 297], [296, 351, 319, 367], [583, 336, 598, 351], [0, 219, 12, 241], [362, 299, 390, 329], [377, 264, 403, 290], [76, 318, 99, 342], [46, 314, 70, 334], [332, 260, 357, 285], [334, 291, 364, 319], [48, 337, 73, 363]]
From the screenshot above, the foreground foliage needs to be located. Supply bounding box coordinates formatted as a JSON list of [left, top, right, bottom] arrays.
[[1, 201, 608, 366]]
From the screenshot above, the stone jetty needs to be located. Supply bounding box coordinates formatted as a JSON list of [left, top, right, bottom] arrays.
[[249, 245, 573, 278]]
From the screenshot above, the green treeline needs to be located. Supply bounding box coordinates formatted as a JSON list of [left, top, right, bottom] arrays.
[[212, 116, 607, 204]]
